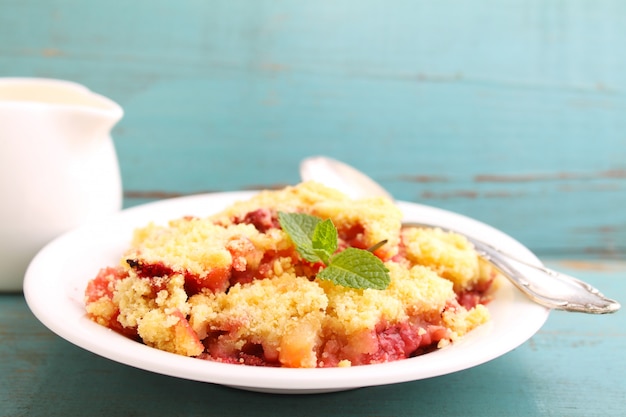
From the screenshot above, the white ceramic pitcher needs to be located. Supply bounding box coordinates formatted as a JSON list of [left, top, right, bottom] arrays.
[[0, 78, 123, 291]]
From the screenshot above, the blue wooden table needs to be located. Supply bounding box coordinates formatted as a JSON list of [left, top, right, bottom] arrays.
[[1, 261, 624, 416], [1, 1, 625, 416]]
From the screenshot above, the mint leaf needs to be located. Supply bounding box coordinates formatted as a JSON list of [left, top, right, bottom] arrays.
[[318, 248, 390, 290], [311, 219, 338, 264], [278, 211, 390, 290], [277, 212, 321, 263]]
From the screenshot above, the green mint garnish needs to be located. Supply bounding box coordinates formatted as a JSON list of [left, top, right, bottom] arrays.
[[311, 219, 337, 265], [275, 212, 321, 263], [277, 212, 390, 290], [317, 248, 390, 290]]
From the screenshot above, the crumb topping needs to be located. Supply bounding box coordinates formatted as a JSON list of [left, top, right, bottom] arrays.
[[84, 181, 497, 368]]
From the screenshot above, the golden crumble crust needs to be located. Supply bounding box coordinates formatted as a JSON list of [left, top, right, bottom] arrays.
[[85, 181, 494, 368]]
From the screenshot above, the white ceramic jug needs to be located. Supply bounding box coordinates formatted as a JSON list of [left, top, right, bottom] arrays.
[[0, 78, 123, 291]]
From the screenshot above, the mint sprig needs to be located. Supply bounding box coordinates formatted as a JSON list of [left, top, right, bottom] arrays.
[[277, 212, 390, 290], [311, 219, 337, 265]]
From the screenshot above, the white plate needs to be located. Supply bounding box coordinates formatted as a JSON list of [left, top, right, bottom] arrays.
[[24, 191, 549, 394]]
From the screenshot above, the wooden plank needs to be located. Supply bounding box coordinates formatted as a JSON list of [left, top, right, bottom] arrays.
[[1, 0, 624, 257], [1, 260, 624, 416]]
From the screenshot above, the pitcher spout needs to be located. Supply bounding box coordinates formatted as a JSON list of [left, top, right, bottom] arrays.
[[53, 81, 123, 143], [64, 99, 124, 144], [0, 77, 124, 144]]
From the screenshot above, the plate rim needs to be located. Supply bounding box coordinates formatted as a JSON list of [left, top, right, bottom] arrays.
[[24, 191, 550, 394]]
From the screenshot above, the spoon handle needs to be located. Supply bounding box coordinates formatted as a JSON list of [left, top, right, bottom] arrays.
[[403, 222, 621, 314], [300, 156, 620, 314]]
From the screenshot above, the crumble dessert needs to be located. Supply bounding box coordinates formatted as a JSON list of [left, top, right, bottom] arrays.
[[85, 182, 498, 368]]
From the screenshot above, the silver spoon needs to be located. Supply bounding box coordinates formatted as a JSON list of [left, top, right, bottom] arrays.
[[300, 156, 621, 314]]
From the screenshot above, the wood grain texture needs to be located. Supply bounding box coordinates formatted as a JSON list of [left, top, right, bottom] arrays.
[[1, 260, 624, 417], [1, 1, 625, 257]]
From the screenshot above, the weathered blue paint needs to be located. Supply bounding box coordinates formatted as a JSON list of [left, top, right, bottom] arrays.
[[1, 261, 624, 416], [2, 0, 625, 256]]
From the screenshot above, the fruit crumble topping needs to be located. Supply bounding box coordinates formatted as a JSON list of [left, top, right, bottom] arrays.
[[85, 182, 498, 368]]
